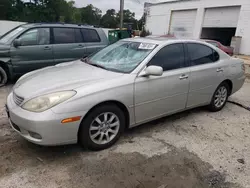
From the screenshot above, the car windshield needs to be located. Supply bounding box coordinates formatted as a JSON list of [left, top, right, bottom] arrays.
[[87, 41, 157, 73], [0, 26, 25, 43]]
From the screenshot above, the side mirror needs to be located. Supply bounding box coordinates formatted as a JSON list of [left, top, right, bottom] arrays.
[[140, 65, 163, 77], [13, 39, 21, 48]]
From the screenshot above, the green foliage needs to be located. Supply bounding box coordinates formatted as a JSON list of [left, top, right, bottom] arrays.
[[101, 9, 118, 28], [140, 29, 151, 37], [0, 0, 144, 30], [80, 4, 102, 26]]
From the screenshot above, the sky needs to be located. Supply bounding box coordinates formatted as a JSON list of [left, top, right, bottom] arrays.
[[72, 0, 164, 19]]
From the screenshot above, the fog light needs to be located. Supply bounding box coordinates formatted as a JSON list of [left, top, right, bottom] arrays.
[[29, 131, 42, 139]]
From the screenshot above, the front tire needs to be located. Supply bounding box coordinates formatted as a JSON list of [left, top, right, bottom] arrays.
[[78, 104, 125, 151], [0, 67, 8, 87], [208, 82, 229, 112]]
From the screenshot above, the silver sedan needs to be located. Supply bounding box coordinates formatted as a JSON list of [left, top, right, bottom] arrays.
[[6, 38, 245, 150]]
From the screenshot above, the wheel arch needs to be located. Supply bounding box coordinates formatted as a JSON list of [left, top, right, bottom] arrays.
[[0, 60, 11, 80], [221, 79, 233, 95], [77, 100, 130, 139]]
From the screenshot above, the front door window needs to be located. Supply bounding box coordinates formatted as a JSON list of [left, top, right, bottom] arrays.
[[18, 28, 50, 46]]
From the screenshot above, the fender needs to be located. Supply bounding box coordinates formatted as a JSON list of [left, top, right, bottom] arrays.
[[0, 58, 14, 80]]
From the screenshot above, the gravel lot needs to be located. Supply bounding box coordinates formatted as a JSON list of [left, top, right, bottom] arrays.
[[0, 80, 249, 188]]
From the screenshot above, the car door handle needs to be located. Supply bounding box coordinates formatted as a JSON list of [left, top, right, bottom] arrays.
[[78, 44, 84, 47], [217, 68, 223, 72], [179, 74, 189, 80], [44, 46, 51, 50]]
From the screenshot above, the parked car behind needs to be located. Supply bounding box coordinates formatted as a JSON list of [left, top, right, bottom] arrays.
[[204, 39, 234, 56], [6, 38, 245, 150], [0, 23, 109, 86]]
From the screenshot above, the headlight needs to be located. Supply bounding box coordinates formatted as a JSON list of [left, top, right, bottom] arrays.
[[22, 91, 76, 112]]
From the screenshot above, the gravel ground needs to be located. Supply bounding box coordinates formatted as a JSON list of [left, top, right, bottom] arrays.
[[0, 80, 249, 188]]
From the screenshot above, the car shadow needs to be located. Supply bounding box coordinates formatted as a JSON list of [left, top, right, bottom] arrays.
[[124, 106, 206, 136], [19, 106, 207, 159]]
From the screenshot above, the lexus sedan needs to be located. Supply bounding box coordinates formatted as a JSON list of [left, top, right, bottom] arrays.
[[6, 38, 245, 150]]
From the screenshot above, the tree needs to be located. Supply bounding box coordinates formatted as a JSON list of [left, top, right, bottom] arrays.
[[80, 4, 102, 26], [1, 0, 140, 30], [138, 13, 146, 30], [116, 9, 137, 29], [0, 0, 26, 21], [0, 0, 11, 20], [100, 9, 118, 28]]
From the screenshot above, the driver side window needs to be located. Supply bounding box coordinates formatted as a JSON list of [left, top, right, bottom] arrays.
[[18, 28, 50, 46], [148, 43, 185, 71]]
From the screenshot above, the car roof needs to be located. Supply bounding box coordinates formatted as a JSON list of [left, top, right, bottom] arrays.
[[122, 37, 210, 46], [21, 23, 99, 29]]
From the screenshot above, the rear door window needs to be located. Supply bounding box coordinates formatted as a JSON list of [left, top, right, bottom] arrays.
[[75, 29, 83, 43], [187, 43, 219, 66], [53, 28, 75, 44], [81, 29, 101, 42]]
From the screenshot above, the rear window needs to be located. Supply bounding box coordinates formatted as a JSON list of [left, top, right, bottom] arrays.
[[81, 29, 100, 43], [53, 28, 75, 44], [75, 29, 83, 43]]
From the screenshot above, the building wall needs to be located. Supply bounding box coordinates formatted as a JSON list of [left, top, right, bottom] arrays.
[[0, 20, 26, 36], [146, 0, 250, 55]]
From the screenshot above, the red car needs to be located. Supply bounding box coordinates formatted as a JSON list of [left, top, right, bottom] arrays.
[[204, 39, 234, 56]]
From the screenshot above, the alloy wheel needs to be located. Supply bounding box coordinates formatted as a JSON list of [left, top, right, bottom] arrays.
[[214, 86, 228, 108], [89, 112, 120, 145]]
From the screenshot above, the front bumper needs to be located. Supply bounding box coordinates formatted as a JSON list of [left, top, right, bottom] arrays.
[[6, 92, 86, 146]]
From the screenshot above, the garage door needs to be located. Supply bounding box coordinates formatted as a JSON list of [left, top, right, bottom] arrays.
[[169, 9, 197, 38], [203, 6, 241, 28]]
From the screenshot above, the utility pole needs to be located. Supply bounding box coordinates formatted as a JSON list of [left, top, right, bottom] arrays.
[[120, 0, 124, 30]]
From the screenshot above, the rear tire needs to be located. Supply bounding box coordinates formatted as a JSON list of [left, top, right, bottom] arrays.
[[0, 67, 8, 87], [208, 82, 229, 112], [78, 104, 125, 151]]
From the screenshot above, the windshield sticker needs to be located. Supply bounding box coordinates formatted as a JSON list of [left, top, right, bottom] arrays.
[[138, 43, 156, 50]]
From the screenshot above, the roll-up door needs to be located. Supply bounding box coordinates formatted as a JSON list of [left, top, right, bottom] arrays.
[[169, 9, 197, 38]]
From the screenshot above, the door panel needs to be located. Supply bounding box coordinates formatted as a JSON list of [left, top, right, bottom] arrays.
[[187, 63, 225, 108], [53, 43, 86, 64], [52, 28, 86, 64], [10, 28, 54, 74], [135, 68, 190, 124], [185, 43, 225, 108], [11, 45, 54, 74], [134, 43, 189, 124], [84, 43, 106, 56]]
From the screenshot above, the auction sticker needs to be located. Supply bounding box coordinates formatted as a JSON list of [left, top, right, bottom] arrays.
[[138, 43, 156, 50]]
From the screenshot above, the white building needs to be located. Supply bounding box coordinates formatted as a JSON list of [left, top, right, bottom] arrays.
[[0, 20, 26, 36], [145, 0, 250, 55]]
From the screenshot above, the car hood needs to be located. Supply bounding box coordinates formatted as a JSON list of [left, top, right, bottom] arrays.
[[13, 60, 123, 98]]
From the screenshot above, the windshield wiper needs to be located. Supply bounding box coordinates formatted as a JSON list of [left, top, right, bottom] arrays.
[[81, 58, 123, 72], [81, 57, 106, 69], [80, 57, 88, 63], [89, 63, 109, 70]]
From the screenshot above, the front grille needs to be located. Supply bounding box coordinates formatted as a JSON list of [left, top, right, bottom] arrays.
[[13, 92, 24, 106]]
